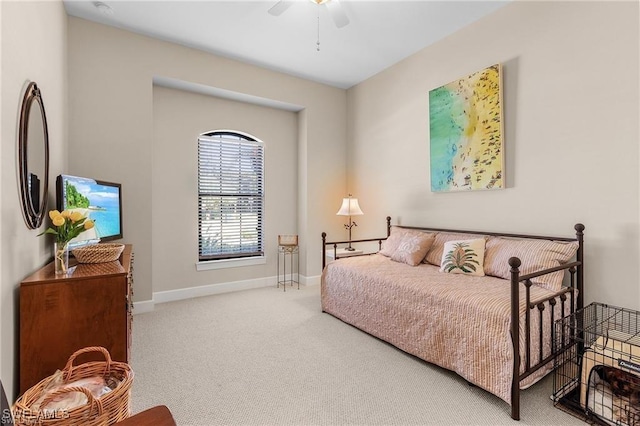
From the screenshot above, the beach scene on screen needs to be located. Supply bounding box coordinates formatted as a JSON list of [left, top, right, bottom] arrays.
[[61, 176, 120, 242]]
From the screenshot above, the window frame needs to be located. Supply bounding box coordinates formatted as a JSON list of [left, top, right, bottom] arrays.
[[197, 130, 265, 265]]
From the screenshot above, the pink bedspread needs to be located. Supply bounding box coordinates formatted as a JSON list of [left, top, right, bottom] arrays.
[[321, 254, 566, 404]]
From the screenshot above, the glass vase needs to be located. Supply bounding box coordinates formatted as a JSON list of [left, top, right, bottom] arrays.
[[54, 241, 69, 275]]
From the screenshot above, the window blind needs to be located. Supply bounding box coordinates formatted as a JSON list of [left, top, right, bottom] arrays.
[[198, 132, 264, 261]]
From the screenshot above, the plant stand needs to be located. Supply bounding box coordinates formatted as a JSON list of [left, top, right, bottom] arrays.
[[277, 235, 299, 292]]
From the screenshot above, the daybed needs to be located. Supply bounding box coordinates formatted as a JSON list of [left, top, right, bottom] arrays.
[[321, 217, 584, 420]]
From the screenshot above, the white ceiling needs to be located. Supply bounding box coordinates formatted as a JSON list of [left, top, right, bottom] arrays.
[[63, 0, 510, 89]]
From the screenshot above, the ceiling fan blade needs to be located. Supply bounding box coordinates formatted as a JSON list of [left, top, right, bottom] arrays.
[[268, 0, 294, 16], [326, 0, 350, 28]]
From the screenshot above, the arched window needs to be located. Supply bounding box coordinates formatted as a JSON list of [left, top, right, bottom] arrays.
[[198, 131, 264, 261]]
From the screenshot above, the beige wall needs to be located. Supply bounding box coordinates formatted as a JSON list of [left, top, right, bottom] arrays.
[[67, 18, 348, 303], [0, 0, 637, 404], [347, 1, 640, 309], [152, 86, 298, 292], [1, 0, 67, 401]]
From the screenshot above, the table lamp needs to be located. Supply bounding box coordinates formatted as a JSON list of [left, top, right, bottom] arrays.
[[336, 194, 363, 251]]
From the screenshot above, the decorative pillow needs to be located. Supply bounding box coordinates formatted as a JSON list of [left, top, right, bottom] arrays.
[[390, 230, 436, 266], [439, 239, 486, 276], [379, 227, 407, 257], [483, 237, 579, 292], [425, 232, 488, 266]]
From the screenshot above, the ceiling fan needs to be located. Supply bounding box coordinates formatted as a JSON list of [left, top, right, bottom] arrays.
[[268, 0, 350, 29]]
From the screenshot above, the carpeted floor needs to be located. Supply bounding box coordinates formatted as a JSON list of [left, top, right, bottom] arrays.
[[129, 284, 586, 425]]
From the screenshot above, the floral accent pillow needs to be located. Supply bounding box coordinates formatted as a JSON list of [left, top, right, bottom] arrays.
[[379, 227, 407, 257], [390, 230, 436, 266], [439, 238, 486, 276]]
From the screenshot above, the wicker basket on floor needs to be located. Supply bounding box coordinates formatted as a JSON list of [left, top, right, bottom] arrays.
[[12, 346, 134, 426], [72, 244, 125, 264]]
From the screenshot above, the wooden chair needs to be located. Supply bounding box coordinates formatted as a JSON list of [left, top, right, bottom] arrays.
[[114, 405, 176, 426]]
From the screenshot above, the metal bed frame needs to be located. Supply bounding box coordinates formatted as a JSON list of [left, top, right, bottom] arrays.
[[322, 216, 584, 420]]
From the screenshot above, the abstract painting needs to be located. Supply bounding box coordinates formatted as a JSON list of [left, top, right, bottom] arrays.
[[429, 64, 504, 192]]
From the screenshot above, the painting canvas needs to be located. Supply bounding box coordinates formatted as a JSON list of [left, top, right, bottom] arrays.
[[429, 64, 504, 192]]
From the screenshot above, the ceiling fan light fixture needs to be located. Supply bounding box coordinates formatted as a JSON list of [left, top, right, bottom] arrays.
[[269, 0, 349, 51], [93, 1, 114, 16]]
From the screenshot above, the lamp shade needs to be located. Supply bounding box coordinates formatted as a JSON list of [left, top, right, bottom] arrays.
[[336, 197, 363, 216]]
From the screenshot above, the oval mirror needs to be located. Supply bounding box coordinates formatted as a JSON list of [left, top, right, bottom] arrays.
[[18, 82, 50, 229]]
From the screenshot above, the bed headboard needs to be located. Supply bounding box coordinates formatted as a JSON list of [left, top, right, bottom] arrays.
[[387, 217, 585, 309]]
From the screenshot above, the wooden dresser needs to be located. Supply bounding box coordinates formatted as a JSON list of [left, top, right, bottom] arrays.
[[19, 244, 133, 395]]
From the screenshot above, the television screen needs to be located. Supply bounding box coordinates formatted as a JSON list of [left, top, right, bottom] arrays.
[[56, 174, 123, 246]]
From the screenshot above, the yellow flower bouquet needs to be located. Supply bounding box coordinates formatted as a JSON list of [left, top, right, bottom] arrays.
[[39, 210, 95, 274]]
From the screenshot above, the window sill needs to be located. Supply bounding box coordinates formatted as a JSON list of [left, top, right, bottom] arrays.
[[196, 256, 266, 271]]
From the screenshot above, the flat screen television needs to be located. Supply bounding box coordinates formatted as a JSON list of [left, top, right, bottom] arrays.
[[56, 174, 123, 247]]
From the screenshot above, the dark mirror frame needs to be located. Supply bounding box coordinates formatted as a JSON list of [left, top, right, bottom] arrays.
[[18, 82, 50, 229]]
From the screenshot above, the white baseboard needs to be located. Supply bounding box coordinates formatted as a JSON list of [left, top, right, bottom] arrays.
[[155, 276, 275, 304], [132, 300, 155, 314], [132, 273, 321, 314], [304, 274, 321, 286]]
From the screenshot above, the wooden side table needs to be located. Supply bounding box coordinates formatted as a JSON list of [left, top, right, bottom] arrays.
[[325, 248, 363, 261]]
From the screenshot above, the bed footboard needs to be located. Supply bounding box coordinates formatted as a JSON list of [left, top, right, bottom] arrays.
[[509, 223, 585, 420]]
